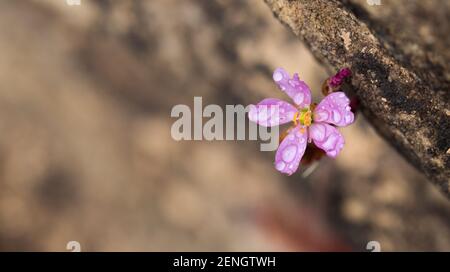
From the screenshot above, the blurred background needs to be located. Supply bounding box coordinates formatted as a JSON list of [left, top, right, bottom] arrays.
[[0, 0, 449, 251]]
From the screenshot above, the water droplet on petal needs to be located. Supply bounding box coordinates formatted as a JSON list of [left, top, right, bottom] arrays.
[[276, 161, 285, 171], [273, 71, 283, 82], [322, 134, 337, 150], [328, 150, 337, 157], [345, 113, 353, 123], [311, 124, 325, 141], [332, 110, 341, 123], [315, 110, 328, 122], [299, 136, 305, 143], [282, 145, 297, 162], [294, 93, 304, 105]]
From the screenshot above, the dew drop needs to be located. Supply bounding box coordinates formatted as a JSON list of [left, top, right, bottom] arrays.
[[294, 93, 304, 105], [276, 161, 285, 171], [273, 71, 283, 82], [315, 111, 328, 121], [332, 110, 341, 123], [311, 124, 325, 141], [328, 150, 337, 157], [345, 113, 353, 123], [282, 145, 297, 162], [322, 134, 337, 150]]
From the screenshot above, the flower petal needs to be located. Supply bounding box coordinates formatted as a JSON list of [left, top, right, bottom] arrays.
[[274, 125, 308, 175], [313, 92, 354, 127], [309, 123, 345, 158], [273, 68, 312, 108], [248, 98, 297, 127]]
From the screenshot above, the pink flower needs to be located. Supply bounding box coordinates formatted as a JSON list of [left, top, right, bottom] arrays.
[[248, 68, 355, 175]]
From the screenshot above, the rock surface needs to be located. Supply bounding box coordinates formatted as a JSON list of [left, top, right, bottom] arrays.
[[265, 0, 450, 197]]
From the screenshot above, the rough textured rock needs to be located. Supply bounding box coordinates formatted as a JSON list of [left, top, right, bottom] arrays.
[[264, 0, 450, 197]]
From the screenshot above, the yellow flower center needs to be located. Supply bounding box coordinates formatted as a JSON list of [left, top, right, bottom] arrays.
[[293, 108, 312, 127]]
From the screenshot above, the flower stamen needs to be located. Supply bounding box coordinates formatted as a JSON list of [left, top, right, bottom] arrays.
[[293, 111, 300, 126], [292, 108, 312, 127]]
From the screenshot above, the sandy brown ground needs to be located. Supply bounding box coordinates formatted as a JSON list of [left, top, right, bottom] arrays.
[[0, 0, 448, 251]]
